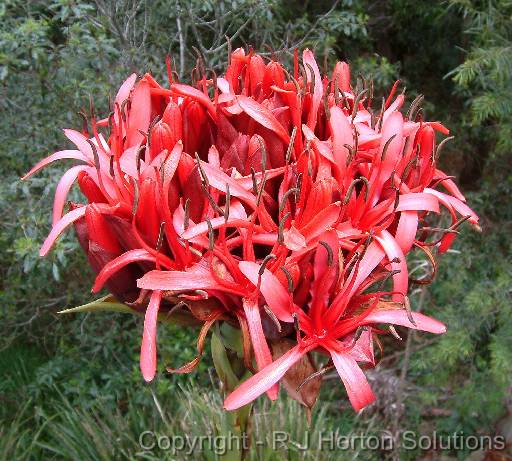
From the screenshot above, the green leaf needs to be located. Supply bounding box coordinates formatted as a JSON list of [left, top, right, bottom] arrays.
[[211, 330, 239, 392], [57, 296, 133, 315], [220, 323, 244, 356], [58, 296, 201, 326]]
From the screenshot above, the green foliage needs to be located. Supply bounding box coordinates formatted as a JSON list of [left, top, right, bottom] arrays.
[[410, 183, 512, 439], [449, 0, 512, 159]]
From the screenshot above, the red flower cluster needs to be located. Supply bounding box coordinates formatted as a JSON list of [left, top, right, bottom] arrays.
[[26, 49, 479, 412]]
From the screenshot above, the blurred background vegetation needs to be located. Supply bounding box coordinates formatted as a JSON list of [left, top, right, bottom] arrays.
[[0, 0, 510, 459]]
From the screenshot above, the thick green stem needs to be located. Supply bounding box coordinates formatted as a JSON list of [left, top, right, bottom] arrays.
[[212, 325, 253, 461]]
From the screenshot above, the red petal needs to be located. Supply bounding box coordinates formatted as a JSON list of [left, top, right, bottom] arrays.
[[137, 264, 217, 291], [303, 49, 323, 130], [383, 94, 405, 122], [126, 80, 151, 148], [63, 129, 94, 160], [330, 347, 376, 412], [238, 261, 294, 322], [428, 121, 450, 135], [346, 329, 375, 365], [302, 125, 335, 162], [332, 61, 351, 92], [313, 229, 340, 283], [395, 210, 418, 253], [115, 73, 137, 106], [362, 309, 446, 334], [171, 83, 217, 120], [369, 112, 403, 202], [425, 188, 479, 225], [283, 226, 306, 251], [85, 204, 121, 253], [243, 298, 278, 400], [22, 150, 90, 180], [236, 95, 290, 144], [182, 201, 246, 239], [341, 241, 385, 301], [396, 193, 440, 213], [238, 166, 285, 190], [52, 165, 89, 226], [224, 344, 306, 410], [300, 202, 341, 243], [330, 107, 353, 168], [40, 206, 87, 256], [93, 249, 157, 293], [198, 160, 256, 207], [140, 290, 162, 382], [299, 179, 334, 226], [434, 170, 466, 202], [374, 230, 408, 302]]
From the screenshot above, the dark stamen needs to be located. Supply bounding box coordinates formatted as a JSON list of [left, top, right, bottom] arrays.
[[296, 366, 333, 392], [353, 325, 367, 343], [323, 89, 331, 119], [256, 172, 267, 207], [406, 94, 424, 120], [120, 99, 129, 122], [136, 146, 144, 174], [434, 136, 455, 161], [206, 218, 214, 251], [279, 188, 299, 214], [280, 266, 295, 293], [278, 212, 291, 245], [305, 63, 315, 93], [132, 180, 139, 215], [319, 241, 334, 266], [377, 97, 385, 131], [351, 88, 369, 119], [381, 134, 397, 161], [449, 215, 472, 230], [300, 64, 308, 92], [404, 296, 417, 326], [295, 173, 303, 200], [224, 184, 231, 222], [401, 154, 418, 181], [344, 144, 356, 166], [201, 182, 225, 216], [183, 198, 191, 230], [420, 227, 459, 235], [393, 190, 400, 210], [86, 139, 101, 172], [77, 111, 89, 134], [286, 126, 297, 163], [263, 304, 281, 333], [292, 312, 300, 332], [334, 75, 340, 106], [259, 254, 276, 275], [257, 136, 267, 173], [156, 222, 165, 251], [343, 177, 370, 205], [195, 153, 210, 187], [389, 325, 402, 340], [250, 167, 258, 195], [109, 155, 115, 177]]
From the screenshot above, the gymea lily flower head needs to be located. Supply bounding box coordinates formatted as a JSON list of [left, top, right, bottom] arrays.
[[24, 48, 479, 412]]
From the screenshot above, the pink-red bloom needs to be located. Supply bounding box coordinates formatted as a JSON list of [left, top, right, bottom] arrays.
[[26, 48, 479, 412]]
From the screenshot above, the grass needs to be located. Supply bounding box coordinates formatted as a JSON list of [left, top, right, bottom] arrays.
[[0, 379, 379, 461]]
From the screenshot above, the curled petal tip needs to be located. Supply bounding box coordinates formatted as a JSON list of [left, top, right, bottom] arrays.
[[142, 371, 155, 383]]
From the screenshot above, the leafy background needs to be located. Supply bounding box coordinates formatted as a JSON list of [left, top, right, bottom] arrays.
[[0, 1, 510, 460]]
